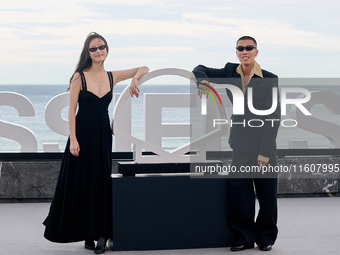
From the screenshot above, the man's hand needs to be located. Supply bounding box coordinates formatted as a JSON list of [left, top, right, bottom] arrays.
[[258, 160, 268, 170], [257, 155, 270, 169], [197, 80, 210, 98]]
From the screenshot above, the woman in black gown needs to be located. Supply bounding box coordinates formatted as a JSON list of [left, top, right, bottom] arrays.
[[43, 32, 148, 254]]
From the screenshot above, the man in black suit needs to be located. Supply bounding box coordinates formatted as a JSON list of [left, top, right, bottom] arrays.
[[193, 36, 280, 252]]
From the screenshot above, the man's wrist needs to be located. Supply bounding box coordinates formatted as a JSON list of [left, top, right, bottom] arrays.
[[258, 154, 269, 163], [197, 80, 209, 88]]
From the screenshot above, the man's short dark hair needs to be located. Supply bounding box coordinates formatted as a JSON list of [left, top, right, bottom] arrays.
[[237, 36, 257, 47]]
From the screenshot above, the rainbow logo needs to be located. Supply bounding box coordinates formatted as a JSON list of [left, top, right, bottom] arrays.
[[198, 83, 223, 106], [198, 83, 223, 115]]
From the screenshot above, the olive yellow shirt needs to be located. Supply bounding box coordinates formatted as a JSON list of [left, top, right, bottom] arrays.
[[236, 61, 263, 94], [236, 61, 269, 163]]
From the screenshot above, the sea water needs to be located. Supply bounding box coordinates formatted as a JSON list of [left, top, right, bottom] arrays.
[[0, 84, 339, 152]]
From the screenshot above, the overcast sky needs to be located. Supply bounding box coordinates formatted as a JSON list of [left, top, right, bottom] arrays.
[[1, 0, 339, 85]]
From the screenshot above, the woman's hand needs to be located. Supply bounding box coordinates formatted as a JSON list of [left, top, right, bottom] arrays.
[[70, 138, 80, 157], [129, 77, 140, 98]]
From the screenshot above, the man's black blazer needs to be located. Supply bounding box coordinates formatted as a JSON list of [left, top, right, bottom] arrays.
[[193, 62, 280, 158]]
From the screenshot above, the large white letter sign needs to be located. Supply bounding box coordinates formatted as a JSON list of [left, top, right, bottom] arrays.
[[0, 92, 37, 152], [144, 93, 193, 148], [44, 92, 70, 152], [113, 68, 228, 163], [114, 93, 132, 152], [291, 91, 340, 148]]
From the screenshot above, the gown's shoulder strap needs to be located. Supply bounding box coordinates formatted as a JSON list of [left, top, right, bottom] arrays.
[[78, 71, 87, 91], [107, 71, 113, 90]]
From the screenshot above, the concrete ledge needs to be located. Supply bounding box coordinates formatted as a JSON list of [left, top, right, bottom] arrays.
[[0, 156, 339, 200], [0, 161, 59, 199], [209, 156, 339, 196]]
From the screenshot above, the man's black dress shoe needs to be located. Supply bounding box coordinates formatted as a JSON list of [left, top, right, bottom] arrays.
[[230, 244, 253, 252], [84, 239, 95, 250], [94, 237, 107, 254], [259, 244, 272, 251], [230, 244, 246, 251]]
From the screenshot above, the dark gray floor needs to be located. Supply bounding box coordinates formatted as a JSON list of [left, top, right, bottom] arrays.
[[0, 197, 339, 255]]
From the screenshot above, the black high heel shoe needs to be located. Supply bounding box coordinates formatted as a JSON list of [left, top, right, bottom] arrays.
[[84, 239, 95, 250], [94, 237, 107, 254]]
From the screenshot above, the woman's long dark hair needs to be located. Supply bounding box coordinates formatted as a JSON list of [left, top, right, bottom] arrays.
[[67, 32, 109, 90]]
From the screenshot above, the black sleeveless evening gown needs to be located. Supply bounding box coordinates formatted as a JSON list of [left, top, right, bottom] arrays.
[[44, 71, 114, 243]]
